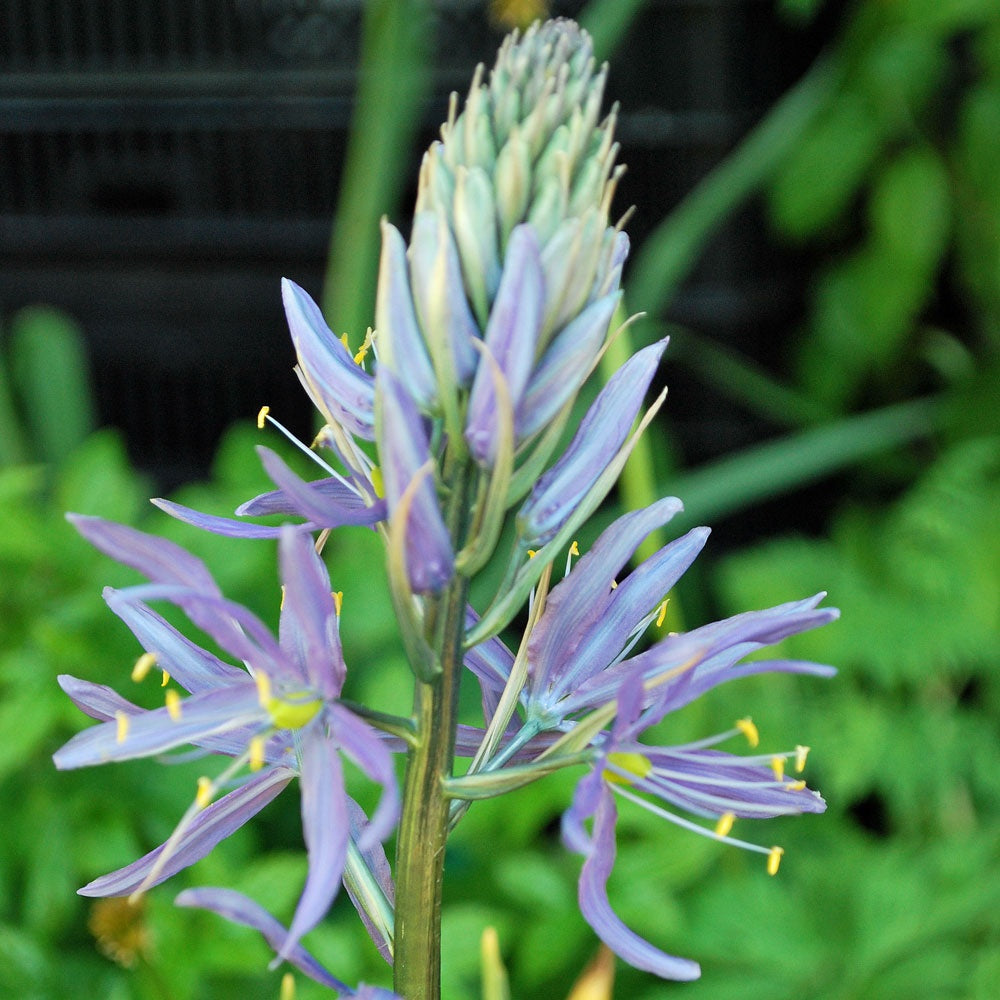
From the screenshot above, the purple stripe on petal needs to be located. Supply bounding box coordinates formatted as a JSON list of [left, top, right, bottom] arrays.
[[236, 475, 379, 519], [576, 791, 702, 981], [175, 887, 349, 991], [518, 340, 667, 545], [80, 767, 294, 897], [281, 732, 350, 959], [282, 278, 375, 440]]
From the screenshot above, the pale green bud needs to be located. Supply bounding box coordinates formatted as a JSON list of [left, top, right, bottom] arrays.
[[453, 166, 502, 327]]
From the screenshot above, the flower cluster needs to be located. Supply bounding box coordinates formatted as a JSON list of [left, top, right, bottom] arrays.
[[55, 18, 838, 996]]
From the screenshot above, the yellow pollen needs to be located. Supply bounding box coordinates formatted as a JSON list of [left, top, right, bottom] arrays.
[[795, 745, 810, 772], [115, 711, 130, 744], [333, 591, 343, 616], [771, 756, 786, 781], [605, 751, 652, 786], [280, 585, 286, 610], [195, 777, 213, 809], [165, 689, 182, 721], [370, 466, 384, 498], [610, 579, 618, 590], [160, 670, 170, 687], [131, 652, 156, 683], [255, 670, 273, 706], [353, 328, 374, 365], [280, 972, 296, 1000], [569, 540, 580, 557], [714, 812, 735, 838], [767, 846, 784, 876], [256, 405, 270, 430], [249, 735, 266, 772], [527, 549, 537, 559], [339, 332, 350, 350], [786, 780, 807, 791], [655, 600, 669, 628], [736, 717, 759, 748]]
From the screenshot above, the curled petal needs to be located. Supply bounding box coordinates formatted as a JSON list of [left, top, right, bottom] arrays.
[[576, 791, 701, 981], [175, 887, 350, 991], [282, 278, 375, 440]]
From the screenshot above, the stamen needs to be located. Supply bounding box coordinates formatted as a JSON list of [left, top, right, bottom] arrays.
[[255, 670, 273, 706], [339, 332, 350, 350], [655, 600, 668, 628], [256, 405, 270, 430], [195, 777, 213, 809], [795, 745, 810, 772], [131, 652, 156, 683], [249, 735, 266, 772], [165, 689, 182, 721], [785, 780, 807, 791], [610, 578, 617, 589], [714, 812, 735, 838], [736, 717, 759, 748], [280, 972, 296, 1000], [160, 670, 171, 688], [115, 711, 130, 744], [767, 846, 784, 876], [333, 591, 344, 616], [605, 751, 652, 785], [527, 549, 537, 559], [370, 466, 384, 498], [771, 756, 786, 781], [280, 585, 286, 610], [569, 540, 580, 556], [353, 328, 375, 366]]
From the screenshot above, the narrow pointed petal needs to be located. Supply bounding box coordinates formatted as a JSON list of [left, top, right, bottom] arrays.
[[517, 291, 619, 440], [277, 527, 345, 698], [343, 799, 395, 965], [327, 703, 399, 850], [376, 220, 437, 409], [518, 340, 667, 544], [465, 224, 544, 463], [151, 497, 318, 538], [103, 590, 248, 692], [53, 684, 263, 769], [577, 792, 701, 981], [57, 674, 142, 722], [281, 733, 350, 959], [375, 369, 454, 593], [256, 446, 384, 529], [69, 514, 220, 595], [236, 474, 382, 521], [527, 498, 685, 703], [175, 887, 350, 991], [282, 278, 375, 440], [80, 768, 295, 897]]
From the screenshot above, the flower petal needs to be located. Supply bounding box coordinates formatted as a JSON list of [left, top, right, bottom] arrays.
[[576, 791, 701, 981], [282, 278, 375, 440], [150, 498, 317, 538], [175, 886, 351, 991], [80, 767, 295, 896]]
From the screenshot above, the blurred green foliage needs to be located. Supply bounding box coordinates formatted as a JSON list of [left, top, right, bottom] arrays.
[[5, 0, 1000, 997]]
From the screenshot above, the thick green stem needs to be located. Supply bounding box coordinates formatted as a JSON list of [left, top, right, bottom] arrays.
[[393, 459, 473, 1000]]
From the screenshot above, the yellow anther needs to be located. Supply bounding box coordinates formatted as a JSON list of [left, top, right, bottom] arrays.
[[605, 751, 652, 786], [255, 670, 273, 706], [195, 776, 214, 809], [527, 549, 537, 559], [333, 591, 344, 616], [249, 735, 266, 772], [785, 780, 807, 791], [736, 717, 759, 748], [655, 600, 669, 628], [569, 540, 580, 557], [256, 405, 270, 430], [267, 695, 321, 731], [131, 652, 156, 683], [610, 579, 618, 590], [767, 846, 784, 876], [771, 756, 786, 781], [340, 332, 350, 350], [353, 328, 374, 366], [280, 585, 287, 610], [160, 670, 170, 687], [370, 466, 384, 498], [280, 971, 296, 1000], [115, 711, 130, 744], [165, 689, 182, 721], [795, 745, 810, 772], [714, 812, 735, 838]]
